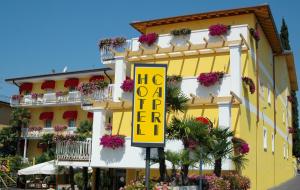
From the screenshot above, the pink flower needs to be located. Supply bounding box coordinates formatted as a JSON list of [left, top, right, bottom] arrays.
[[120, 78, 134, 92], [209, 24, 230, 36], [100, 135, 125, 149], [197, 72, 224, 87], [240, 143, 250, 154], [138, 33, 158, 46]]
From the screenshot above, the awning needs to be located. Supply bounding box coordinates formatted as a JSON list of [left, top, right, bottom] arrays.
[[39, 112, 54, 120], [87, 112, 93, 119], [89, 75, 105, 82], [41, 80, 55, 90], [64, 78, 79, 88], [20, 83, 33, 93], [18, 160, 55, 175], [63, 111, 77, 120]]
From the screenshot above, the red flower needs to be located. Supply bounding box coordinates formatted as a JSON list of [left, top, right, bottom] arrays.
[[197, 72, 224, 87], [240, 143, 250, 154], [195, 116, 210, 125]]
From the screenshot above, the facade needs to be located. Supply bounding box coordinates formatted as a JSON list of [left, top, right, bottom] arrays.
[[6, 4, 298, 190], [5, 68, 114, 159]]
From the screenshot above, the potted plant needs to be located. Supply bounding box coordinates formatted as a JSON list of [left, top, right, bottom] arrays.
[[208, 24, 231, 36], [98, 37, 126, 52], [138, 33, 159, 48], [197, 72, 224, 87], [167, 75, 182, 87], [120, 77, 134, 92], [170, 28, 191, 46]]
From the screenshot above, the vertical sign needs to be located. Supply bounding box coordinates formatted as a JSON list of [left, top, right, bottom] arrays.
[[131, 64, 167, 148]]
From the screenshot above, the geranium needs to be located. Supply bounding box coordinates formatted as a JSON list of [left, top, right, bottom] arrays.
[[222, 173, 251, 190], [54, 125, 67, 132], [209, 24, 230, 36], [138, 33, 158, 46], [98, 37, 126, 50], [197, 72, 224, 87], [100, 134, 125, 149], [196, 116, 210, 125], [240, 143, 250, 154], [120, 77, 134, 92], [287, 95, 293, 103], [77, 80, 108, 95], [56, 91, 63, 97], [205, 174, 230, 190], [242, 77, 255, 94]]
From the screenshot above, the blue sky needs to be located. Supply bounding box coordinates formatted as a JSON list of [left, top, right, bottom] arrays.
[[0, 0, 299, 101]]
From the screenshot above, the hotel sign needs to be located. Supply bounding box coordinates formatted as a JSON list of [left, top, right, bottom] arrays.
[[131, 64, 167, 147]]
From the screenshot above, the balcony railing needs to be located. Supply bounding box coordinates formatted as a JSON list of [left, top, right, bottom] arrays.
[[100, 25, 249, 62], [24, 127, 76, 139], [81, 85, 113, 106], [56, 139, 92, 161], [10, 91, 81, 107]]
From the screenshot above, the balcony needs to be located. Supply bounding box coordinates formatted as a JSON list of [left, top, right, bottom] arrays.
[[56, 139, 92, 162], [100, 25, 249, 62], [10, 91, 81, 107], [23, 127, 77, 139]]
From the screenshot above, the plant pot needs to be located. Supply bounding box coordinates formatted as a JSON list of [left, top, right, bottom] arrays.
[[170, 35, 190, 46]]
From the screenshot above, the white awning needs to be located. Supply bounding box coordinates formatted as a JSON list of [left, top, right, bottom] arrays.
[[18, 160, 55, 175]]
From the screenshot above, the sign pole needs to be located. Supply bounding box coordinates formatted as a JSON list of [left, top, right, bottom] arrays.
[[145, 147, 151, 190]]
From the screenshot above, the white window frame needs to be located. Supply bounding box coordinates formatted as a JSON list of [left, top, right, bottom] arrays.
[[283, 143, 286, 159], [271, 133, 275, 153], [263, 127, 268, 150]]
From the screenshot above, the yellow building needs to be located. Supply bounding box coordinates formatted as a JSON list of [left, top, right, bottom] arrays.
[[6, 4, 298, 190], [0, 100, 11, 129]]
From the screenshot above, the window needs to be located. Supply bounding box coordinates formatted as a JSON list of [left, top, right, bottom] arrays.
[[45, 120, 52, 128], [271, 133, 275, 153], [267, 85, 271, 105], [263, 128, 267, 150], [68, 119, 76, 128]]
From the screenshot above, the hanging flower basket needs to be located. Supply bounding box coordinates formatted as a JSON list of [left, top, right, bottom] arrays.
[[209, 24, 231, 36], [138, 33, 158, 46], [287, 95, 293, 103], [249, 28, 260, 42], [197, 72, 224, 87], [288, 127, 295, 134], [166, 75, 182, 86], [232, 137, 250, 155], [242, 77, 255, 94], [120, 77, 134, 92], [100, 134, 125, 149]]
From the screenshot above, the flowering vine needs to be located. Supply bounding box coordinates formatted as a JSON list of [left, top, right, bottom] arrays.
[[209, 24, 231, 36], [138, 33, 158, 46], [197, 72, 224, 87], [100, 134, 125, 149], [242, 77, 255, 94]]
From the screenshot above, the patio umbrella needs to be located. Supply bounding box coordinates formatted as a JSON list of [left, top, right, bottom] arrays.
[[18, 160, 56, 175]]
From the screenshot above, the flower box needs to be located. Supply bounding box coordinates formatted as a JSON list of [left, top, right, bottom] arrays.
[[138, 33, 158, 46], [197, 72, 224, 87], [170, 186, 197, 190], [100, 134, 125, 149], [209, 24, 230, 36]]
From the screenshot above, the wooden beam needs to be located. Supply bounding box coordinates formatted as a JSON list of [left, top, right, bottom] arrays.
[[240, 33, 250, 50]]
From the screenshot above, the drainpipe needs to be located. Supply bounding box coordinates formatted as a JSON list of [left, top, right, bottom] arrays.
[[104, 70, 112, 84], [272, 54, 276, 186]]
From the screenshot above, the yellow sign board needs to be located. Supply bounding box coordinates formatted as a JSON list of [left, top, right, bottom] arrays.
[[131, 64, 167, 147]]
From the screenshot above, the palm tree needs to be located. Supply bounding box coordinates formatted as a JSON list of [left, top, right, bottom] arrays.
[[10, 108, 31, 155], [157, 84, 189, 182], [209, 127, 234, 177], [165, 150, 180, 180], [75, 120, 92, 190], [168, 117, 210, 184]]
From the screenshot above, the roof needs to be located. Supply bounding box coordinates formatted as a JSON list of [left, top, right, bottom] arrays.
[[5, 67, 113, 84], [131, 4, 283, 54]]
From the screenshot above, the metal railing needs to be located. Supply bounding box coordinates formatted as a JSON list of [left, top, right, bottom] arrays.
[[56, 139, 92, 161]]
